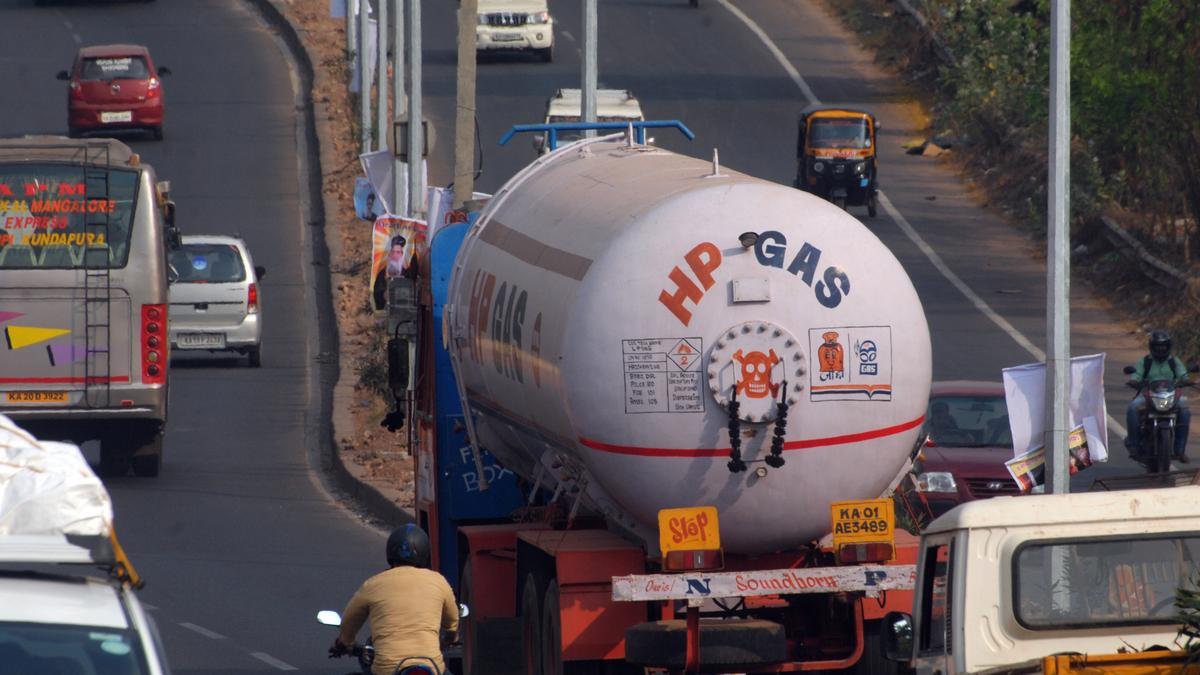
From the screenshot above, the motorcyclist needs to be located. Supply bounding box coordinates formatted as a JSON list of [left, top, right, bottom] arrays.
[[330, 524, 459, 675], [1125, 330, 1192, 463]]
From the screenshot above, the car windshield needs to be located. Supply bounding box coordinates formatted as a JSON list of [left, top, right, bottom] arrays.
[[81, 56, 150, 81], [170, 244, 245, 283], [1015, 534, 1200, 627], [0, 163, 139, 269], [0, 623, 150, 674], [809, 118, 871, 149], [925, 394, 1011, 448]]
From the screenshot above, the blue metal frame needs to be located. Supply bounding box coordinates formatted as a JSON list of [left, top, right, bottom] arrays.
[[427, 217, 524, 588], [499, 120, 696, 152]]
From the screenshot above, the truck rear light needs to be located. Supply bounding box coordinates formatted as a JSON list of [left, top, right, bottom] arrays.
[[837, 543, 893, 565], [247, 283, 258, 313], [663, 549, 724, 572], [141, 304, 167, 385]]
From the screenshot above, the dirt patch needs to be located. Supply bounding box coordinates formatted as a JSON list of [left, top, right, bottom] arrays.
[[273, 0, 415, 506]]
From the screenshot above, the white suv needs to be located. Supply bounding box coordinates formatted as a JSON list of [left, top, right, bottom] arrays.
[[476, 0, 554, 62]]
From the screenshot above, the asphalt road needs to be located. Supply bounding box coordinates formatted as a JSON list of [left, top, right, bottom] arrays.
[[0, 0, 1180, 672], [1, 1, 381, 673]]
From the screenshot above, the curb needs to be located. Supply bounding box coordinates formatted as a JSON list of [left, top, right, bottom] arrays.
[[247, 0, 414, 529]]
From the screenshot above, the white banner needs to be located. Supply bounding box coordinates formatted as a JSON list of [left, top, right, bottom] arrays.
[[1002, 353, 1109, 463], [611, 565, 915, 602]]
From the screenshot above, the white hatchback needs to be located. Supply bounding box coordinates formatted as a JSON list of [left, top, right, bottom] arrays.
[[167, 235, 265, 367]]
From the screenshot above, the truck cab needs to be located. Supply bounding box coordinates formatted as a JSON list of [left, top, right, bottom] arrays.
[[883, 487, 1200, 674]]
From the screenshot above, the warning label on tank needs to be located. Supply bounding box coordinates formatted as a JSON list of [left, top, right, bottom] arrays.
[[809, 326, 892, 402], [623, 338, 705, 414]]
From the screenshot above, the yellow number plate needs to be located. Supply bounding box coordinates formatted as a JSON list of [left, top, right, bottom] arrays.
[[658, 506, 720, 553], [831, 498, 894, 547], [5, 391, 69, 403]]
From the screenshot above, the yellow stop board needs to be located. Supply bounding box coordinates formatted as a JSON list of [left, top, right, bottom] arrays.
[[658, 506, 721, 554], [830, 498, 894, 547]]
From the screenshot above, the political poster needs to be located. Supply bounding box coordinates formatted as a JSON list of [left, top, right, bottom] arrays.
[[1002, 353, 1109, 464], [1005, 425, 1094, 492], [370, 216, 427, 312]]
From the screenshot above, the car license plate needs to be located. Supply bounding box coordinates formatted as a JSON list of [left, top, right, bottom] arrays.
[[100, 111, 133, 123], [5, 391, 69, 404], [830, 498, 894, 547], [177, 333, 226, 349], [492, 32, 521, 42], [658, 506, 720, 553]]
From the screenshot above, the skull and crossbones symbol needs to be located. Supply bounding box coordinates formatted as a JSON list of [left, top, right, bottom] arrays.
[[732, 349, 780, 399]]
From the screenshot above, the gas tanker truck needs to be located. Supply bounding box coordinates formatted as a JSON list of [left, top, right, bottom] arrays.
[[398, 124, 930, 675]]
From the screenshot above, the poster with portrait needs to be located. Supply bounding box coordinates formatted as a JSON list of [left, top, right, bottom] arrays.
[[370, 215, 427, 312]]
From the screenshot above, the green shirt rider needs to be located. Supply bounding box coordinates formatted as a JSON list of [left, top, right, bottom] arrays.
[[1125, 330, 1192, 463]]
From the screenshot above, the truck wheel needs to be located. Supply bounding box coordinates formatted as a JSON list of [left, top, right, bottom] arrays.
[[521, 574, 544, 675], [850, 620, 905, 674], [625, 619, 786, 668], [868, 193, 878, 218], [462, 561, 522, 675]]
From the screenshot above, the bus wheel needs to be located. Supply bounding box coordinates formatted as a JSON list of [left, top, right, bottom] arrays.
[[99, 450, 129, 478], [130, 433, 163, 478]]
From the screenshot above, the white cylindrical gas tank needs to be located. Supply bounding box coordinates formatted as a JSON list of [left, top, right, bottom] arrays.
[[448, 138, 930, 554]]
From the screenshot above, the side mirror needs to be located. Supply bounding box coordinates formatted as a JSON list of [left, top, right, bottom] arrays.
[[56, 70, 70, 81], [163, 200, 176, 227], [316, 610, 342, 627], [387, 337, 410, 398], [459, 603, 470, 619], [157, 66, 172, 77], [531, 135, 546, 153], [1123, 365, 1136, 375], [167, 264, 179, 284], [254, 265, 267, 280], [166, 226, 182, 252], [881, 611, 914, 662]]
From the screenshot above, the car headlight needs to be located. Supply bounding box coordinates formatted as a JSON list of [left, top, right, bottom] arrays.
[[916, 471, 957, 493], [1151, 391, 1176, 412], [812, 161, 824, 174], [853, 161, 866, 175], [477, 14, 489, 25], [528, 11, 551, 23]]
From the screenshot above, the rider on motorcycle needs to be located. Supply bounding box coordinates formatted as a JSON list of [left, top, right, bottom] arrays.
[[1125, 330, 1192, 463], [330, 524, 459, 675]]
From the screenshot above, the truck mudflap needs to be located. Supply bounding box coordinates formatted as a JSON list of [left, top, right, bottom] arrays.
[[611, 564, 916, 602]]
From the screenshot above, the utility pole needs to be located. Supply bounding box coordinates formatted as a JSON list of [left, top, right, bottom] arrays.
[[453, 0, 478, 208], [376, 0, 389, 151], [393, 0, 406, 215], [406, 0, 423, 217], [347, 0, 357, 66], [1045, 0, 1071, 495], [359, 0, 372, 153], [581, 0, 597, 136]]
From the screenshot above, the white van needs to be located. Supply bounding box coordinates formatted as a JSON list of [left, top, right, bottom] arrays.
[[476, 0, 554, 62], [538, 88, 645, 153]]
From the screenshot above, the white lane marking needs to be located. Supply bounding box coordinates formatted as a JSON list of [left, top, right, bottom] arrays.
[[141, 602, 158, 611], [179, 622, 227, 640], [73, 33, 82, 44], [251, 652, 299, 671], [714, 0, 1128, 437], [63, 19, 73, 29], [560, 29, 575, 44]]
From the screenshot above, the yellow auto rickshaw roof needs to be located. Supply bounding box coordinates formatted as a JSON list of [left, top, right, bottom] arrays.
[[807, 108, 874, 122]]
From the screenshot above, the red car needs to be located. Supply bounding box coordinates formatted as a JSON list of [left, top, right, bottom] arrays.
[[902, 381, 1023, 520], [57, 44, 171, 140]]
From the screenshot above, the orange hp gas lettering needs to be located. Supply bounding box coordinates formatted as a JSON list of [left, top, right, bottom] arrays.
[[658, 242, 722, 326]]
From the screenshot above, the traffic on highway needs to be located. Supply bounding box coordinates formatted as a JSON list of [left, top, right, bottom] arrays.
[[1, 0, 1196, 674]]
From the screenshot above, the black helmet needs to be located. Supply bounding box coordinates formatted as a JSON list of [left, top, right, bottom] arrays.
[[1149, 330, 1172, 360], [386, 524, 431, 568]]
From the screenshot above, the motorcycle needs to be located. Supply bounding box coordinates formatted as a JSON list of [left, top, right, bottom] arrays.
[[1123, 365, 1198, 474], [317, 604, 468, 675]]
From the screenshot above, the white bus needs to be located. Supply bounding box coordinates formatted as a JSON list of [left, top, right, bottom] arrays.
[[0, 137, 175, 477]]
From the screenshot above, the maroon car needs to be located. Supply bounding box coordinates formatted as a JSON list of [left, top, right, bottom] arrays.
[[904, 381, 1023, 519], [57, 44, 170, 140]]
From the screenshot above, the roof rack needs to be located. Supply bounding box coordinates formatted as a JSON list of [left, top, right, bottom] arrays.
[[0, 530, 143, 589]]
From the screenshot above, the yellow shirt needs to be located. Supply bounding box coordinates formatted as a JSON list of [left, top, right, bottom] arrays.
[[339, 566, 460, 675]]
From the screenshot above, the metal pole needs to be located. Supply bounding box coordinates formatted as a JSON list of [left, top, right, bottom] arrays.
[[453, 0, 478, 208], [581, 0, 597, 137], [407, 0, 423, 217], [1045, 0, 1071, 495], [376, 0, 389, 151], [347, 0, 357, 66], [359, 0, 372, 153], [394, 0, 406, 215]]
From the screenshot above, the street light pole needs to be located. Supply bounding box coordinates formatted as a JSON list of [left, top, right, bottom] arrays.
[[1045, 0, 1071, 494], [581, 0, 597, 137], [406, 0, 423, 217], [359, 0, 372, 153], [393, 0, 406, 216], [453, 0, 478, 208], [376, 0, 389, 151]]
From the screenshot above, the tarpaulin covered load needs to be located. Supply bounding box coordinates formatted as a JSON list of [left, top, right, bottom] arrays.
[[0, 414, 112, 538]]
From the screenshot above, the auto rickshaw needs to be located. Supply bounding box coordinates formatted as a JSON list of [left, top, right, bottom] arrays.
[[793, 105, 879, 217]]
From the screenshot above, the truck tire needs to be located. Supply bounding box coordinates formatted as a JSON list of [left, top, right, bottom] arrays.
[[850, 620, 907, 675], [625, 619, 786, 669], [462, 560, 521, 675], [521, 573, 544, 675]]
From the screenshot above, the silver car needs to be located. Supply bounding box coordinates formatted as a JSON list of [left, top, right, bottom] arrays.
[[167, 235, 264, 367]]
